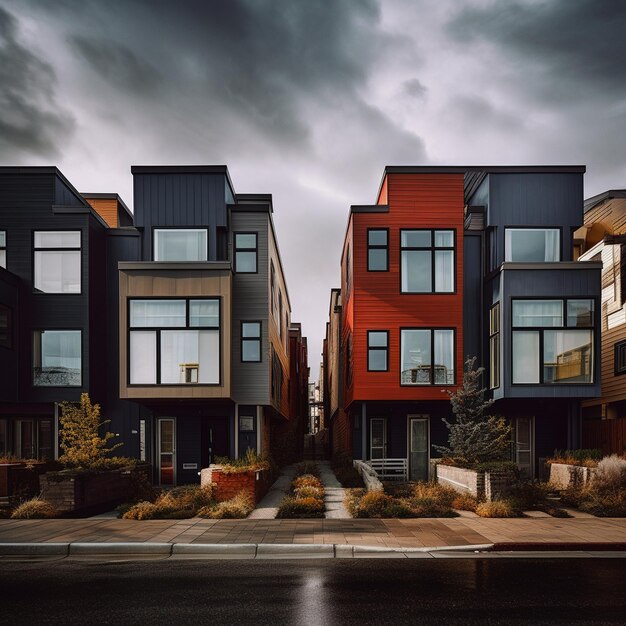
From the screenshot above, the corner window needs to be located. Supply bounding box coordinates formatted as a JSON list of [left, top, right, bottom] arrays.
[[401, 329, 455, 385], [489, 303, 500, 389], [0, 305, 11, 348], [512, 299, 594, 384], [367, 229, 388, 271], [367, 331, 389, 371], [242, 322, 261, 362], [129, 298, 220, 385], [615, 340, 626, 376], [234, 233, 257, 273], [154, 229, 208, 261], [505, 229, 560, 262], [34, 231, 81, 293], [0, 231, 6, 269], [33, 330, 82, 387], [400, 230, 454, 293]]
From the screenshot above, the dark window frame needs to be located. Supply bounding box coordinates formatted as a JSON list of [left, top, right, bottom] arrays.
[[127, 296, 221, 386], [241, 320, 262, 363], [0, 230, 6, 269], [399, 228, 456, 294], [367, 330, 389, 372], [489, 303, 500, 389], [32, 229, 82, 295], [615, 340, 626, 376], [152, 227, 209, 262], [32, 328, 83, 388], [504, 226, 562, 263], [399, 327, 456, 386], [367, 228, 389, 272], [234, 232, 258, 274]]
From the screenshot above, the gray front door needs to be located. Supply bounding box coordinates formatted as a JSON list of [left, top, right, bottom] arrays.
[[409, 416, 429, 481], [238, 413, 256, 459]]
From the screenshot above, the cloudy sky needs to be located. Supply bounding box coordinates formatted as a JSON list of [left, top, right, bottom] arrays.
[[1, 0, 625, 379]]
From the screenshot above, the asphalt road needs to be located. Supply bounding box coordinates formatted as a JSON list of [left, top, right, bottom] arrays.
[[1, 558, 625, 625]]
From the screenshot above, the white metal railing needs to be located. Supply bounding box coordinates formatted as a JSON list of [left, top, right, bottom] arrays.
[[367, 458, 408, 481]]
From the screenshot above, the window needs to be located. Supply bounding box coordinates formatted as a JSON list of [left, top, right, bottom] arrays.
[[367, 229, 388, 271], [278, 292, 283, 339], [615, 340, 626, 375], [512, 299, 594, 384], [242, 322, 261, 362], [505, 229, 560, 262], [0, 305, 10, 348], [234, 233, 257, 273], [489, 303, 500, 389], [34, 231, 81, 293], [367, 331, 389, 371], [270, 262, 276, 316], [154, 229, 207, 261], [271, 349, 283, 400], [33, 330, 81, 386], [129, 298, 220, 385], [401, 329, 455, 385], [400, 230, 454, 293], [0, 231, 5, 268]]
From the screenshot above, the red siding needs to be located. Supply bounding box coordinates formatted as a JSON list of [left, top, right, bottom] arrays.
[[349, 173, 465, 404]]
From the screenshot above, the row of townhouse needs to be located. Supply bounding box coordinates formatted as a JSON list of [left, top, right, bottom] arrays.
[[323, 165, 612, 480], [0, 165, 309, 485]]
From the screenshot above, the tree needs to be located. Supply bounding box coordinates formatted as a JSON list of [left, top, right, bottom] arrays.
[[59, 393, 122, 469], [434, 357, 511, 466]]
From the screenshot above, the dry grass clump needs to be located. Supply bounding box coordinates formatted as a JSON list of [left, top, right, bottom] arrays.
[[293, 485, 325, 500], [293, 474, 323, 490], [413, 482, 458, 507], [475, 500, 518, 518], [122, 484, 215, 520], [547, 449, 603, 468], [277, 471, 325, 518], [198, 492, 255, 519], [11, 497, 57, 519], [451, 493, 479, 512], [214, 449, 272, 474]]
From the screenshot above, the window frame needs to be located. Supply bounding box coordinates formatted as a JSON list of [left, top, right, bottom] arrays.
[[241, 320, 262, 363], [400, 327, 456, 386], [0, 230, 6, 269], [510, 297, 595, 386], [367, 330, 389, 372], [234, 232, 258, 274], [614, 340, 626, 376], [399, 228, 456, 294], [0, 304, 11, 349], [504, 227, 561, 263], [367, 228, 389, 272], [32, 328, 83, 388], [489, 302, 500, 389], [152, 227, 209, 262], [127, 296, 221, 386], [33, 230, 82, 294]]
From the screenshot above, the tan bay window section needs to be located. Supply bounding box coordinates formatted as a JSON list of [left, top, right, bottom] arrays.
[[129, 298, 220, 385]]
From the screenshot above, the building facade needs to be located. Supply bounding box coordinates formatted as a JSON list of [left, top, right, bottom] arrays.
[[0, 166, 308, 485], [325, 166, 601, 480]]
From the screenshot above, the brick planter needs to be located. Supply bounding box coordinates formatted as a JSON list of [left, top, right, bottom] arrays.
[[0, 462, 56, 509], [436, 464, 515, 501], [199, 465, 273, 504], [40, 464, 151, 516], [549, 463, 597, 490]]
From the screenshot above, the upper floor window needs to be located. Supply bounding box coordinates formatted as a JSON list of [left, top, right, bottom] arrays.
[[278, 292, 283, 339], [129, 298, 220, 385], [401, 328, 455, 385], [367, 229, 388, 271], [400, 230, 454, 293], [234, 233, 257, 273], [0, 305, 11, 348], [33, 329, 82, 387], [34, 231, 81, 293], [512, 299, 593, 384], [154, 229, 207, 261], [615, 340, 626, 376], [505, 228, 560, 263], [242, 321, 261, 362], [367, 331, 389, 371], [0, 231, 6, 269], [489, 303, 500, 389]]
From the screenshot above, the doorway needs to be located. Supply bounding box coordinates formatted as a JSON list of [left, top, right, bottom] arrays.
[[408, 416, 429, 481], [514, 416, 535, 478], [157, 417, 176, 486], [369, 418, 387, 460]]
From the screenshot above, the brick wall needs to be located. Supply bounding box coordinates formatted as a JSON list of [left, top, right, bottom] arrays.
[[200, 466, 273, 503]]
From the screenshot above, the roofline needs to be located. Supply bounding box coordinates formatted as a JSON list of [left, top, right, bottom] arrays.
[[383, 165, 586, 174], [81, 192, 134, 221], [584, 189, 626, 213]]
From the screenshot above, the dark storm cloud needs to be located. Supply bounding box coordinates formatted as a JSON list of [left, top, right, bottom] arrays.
[[403, 78, 427, 99], [445, 94, 524, 132], [448, 0, 626, 102], [0, 6, 74, 158]]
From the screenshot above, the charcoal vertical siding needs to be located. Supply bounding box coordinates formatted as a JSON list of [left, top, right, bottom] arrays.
[[463, 232, 483, 366]]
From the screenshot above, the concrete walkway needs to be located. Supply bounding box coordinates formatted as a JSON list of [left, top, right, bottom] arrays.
[[317, 461, 351, 519], [247, 464, 296, 520]]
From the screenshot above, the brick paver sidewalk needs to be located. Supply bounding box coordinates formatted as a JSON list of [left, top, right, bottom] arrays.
[[0, 517, 624, 549]]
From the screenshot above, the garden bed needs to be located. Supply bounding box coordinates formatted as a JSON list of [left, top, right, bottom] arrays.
[[277, 463, 325, 519], [0, 461, 58, 509]]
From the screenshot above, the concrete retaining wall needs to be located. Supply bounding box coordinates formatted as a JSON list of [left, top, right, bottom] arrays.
[[549, 463, 597, 490], [353, 461, 383, 492]]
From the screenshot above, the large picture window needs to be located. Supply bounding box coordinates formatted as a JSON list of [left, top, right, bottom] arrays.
[[367, 229, 388, 271], [129, 298, 220, 385], [401, 328, 455, 385], [512, 299, 594, 384], [33, 330, 82, 387], [234, 233, 257, 273], [400, 230, 454, 293], [34, 231, 81, 293], [505, 228, 560, 262], [154, 229, 208, 261], [367, 331, 388, 371]]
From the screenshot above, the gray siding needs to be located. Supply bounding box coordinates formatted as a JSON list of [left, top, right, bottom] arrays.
[[230, 212, 270, 404]]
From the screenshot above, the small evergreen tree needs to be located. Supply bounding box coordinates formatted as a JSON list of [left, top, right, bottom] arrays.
[[434, 357, 511, 466], [59, 393, 122, 469]]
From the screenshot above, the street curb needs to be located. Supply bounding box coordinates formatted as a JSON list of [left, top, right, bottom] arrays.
[[0, 543, 69, 556], [256, 543, 335, 559], [68, 542, 172, 556], [171, 543, 257, 558], [492, 542, 626, 552]]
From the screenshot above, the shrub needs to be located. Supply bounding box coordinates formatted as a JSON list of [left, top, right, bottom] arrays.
[[578, 491, 626, 517], [548, 449, 603, 467], [351, 491, 394, 518], [122, 501, 159, 520], [451, 493, 478, 512], [11, 497, 57, 519], [506, 482, 550, 511], [405, 498, 458, 518], [277, 496, 325, 518], [475, 500, 518, 518], [292, 474, 323, 490], [331, 453, 365, 488], [199, 492, 255, 519], [295, 462, 320, 478], [293, 486, 325, 500], [122, 484, 215, 520], [413, 482, 458, 507], [594, 455, 626, 491], [214, 449, 271, 474]]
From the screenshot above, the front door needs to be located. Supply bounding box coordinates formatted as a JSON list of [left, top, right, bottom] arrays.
[[16, 420, 35, 459], [514, 416, 534, 478], [409, 416, 429, 481], [238, 411, 257, 459], [157, 418, 176, 486], [370, 418, 387, 460]]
